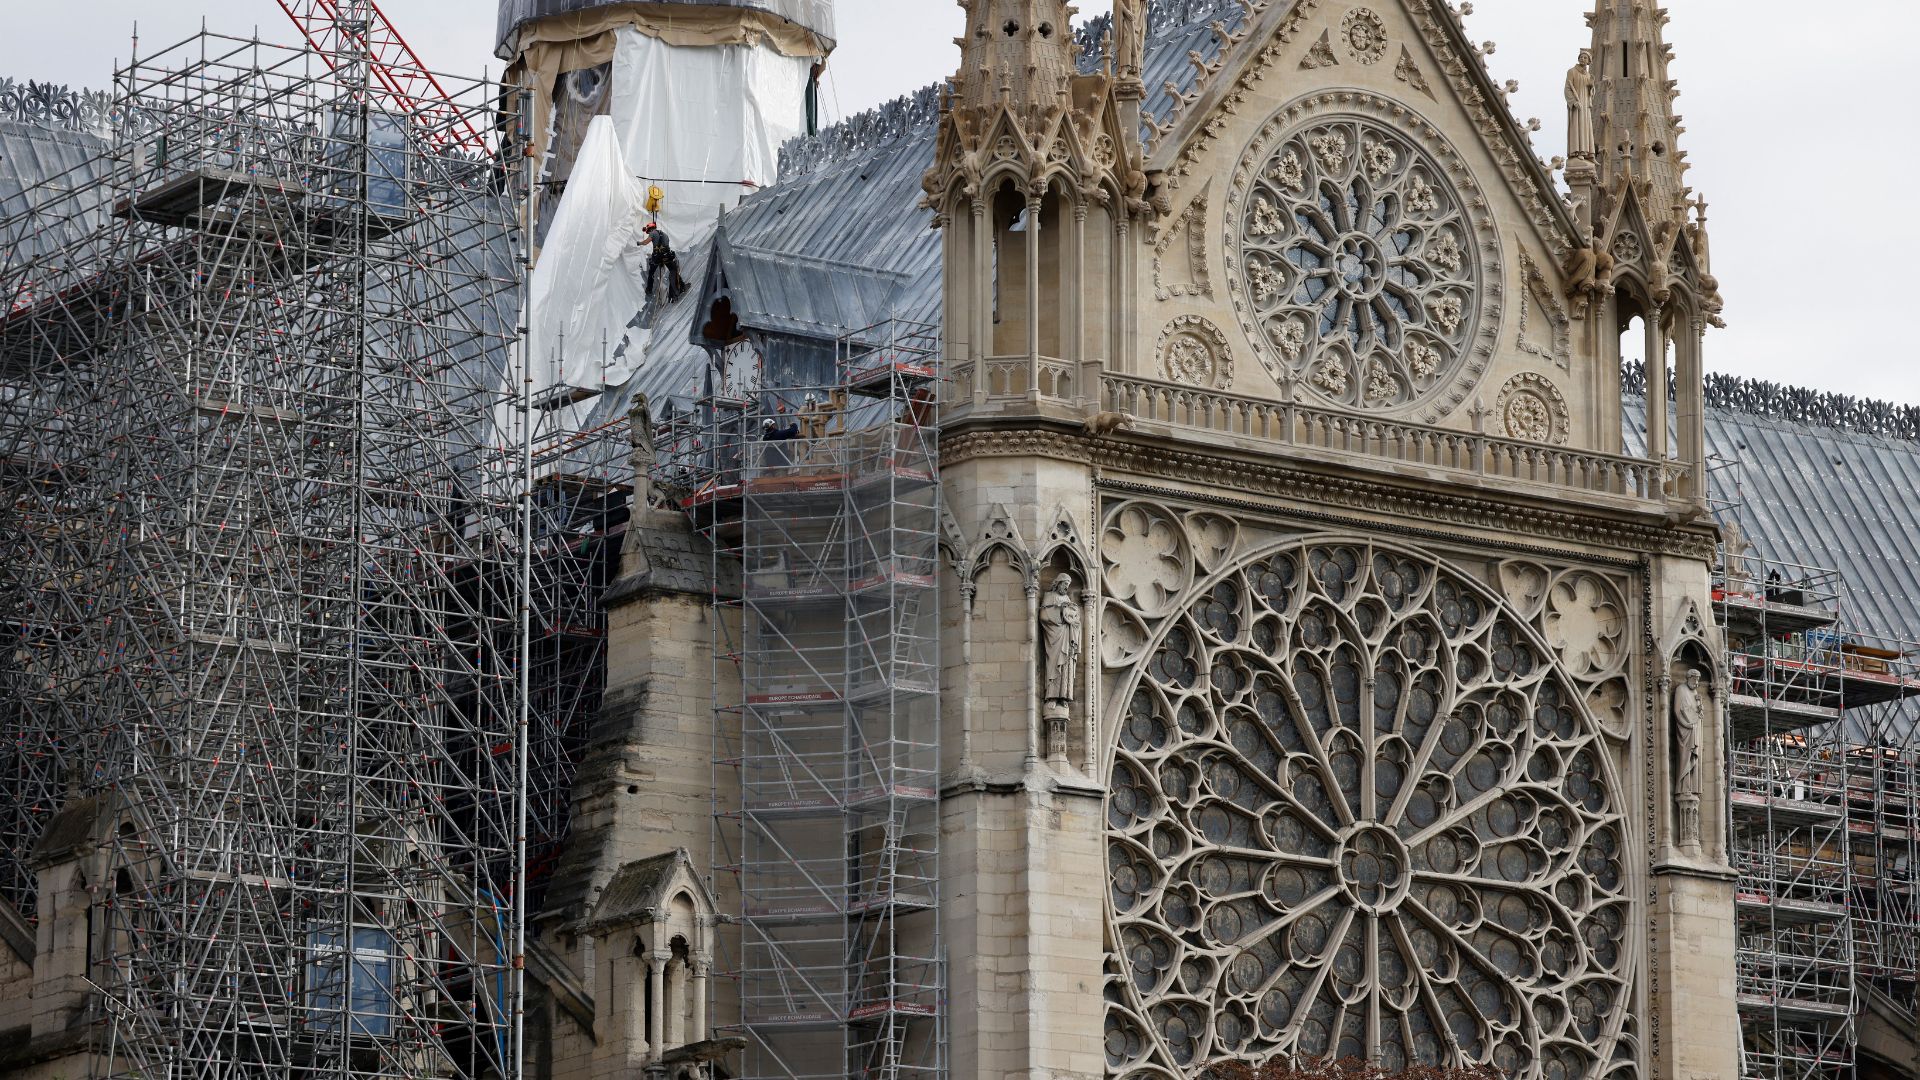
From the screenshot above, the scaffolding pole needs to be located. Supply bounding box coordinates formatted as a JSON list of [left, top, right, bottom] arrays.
[[0, 25, 530, 1080]]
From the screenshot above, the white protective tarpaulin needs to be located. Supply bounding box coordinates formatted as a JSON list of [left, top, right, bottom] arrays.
[[529, 28, 812, 394], [609, 27, 811, 246], [527, 114, 652, 390]]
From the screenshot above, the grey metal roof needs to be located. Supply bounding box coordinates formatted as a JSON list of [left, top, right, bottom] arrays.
[[496, 0, 837, 58], [697, 225, 908, 343], [1623, 378, 1920, 644], [0, 118, 111, 271]]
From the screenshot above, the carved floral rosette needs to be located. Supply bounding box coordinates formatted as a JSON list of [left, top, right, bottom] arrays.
[[1341, 8, 1390, 65], [1158, 315, 1234, 390], [1224, 92, 1504, 424], [1099, 503, 1639, 1080], [1496, 372, 1571, 446]]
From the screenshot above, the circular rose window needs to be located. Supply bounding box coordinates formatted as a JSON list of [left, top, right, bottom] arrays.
[[1228, 109, 1494, 416], [1104, 541, 1635, 1080]]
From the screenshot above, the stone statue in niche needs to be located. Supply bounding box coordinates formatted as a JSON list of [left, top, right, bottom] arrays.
[[1565, 49, 1595, 161], [1041, 572, 1082, 705], [1672, 667, 1706, 851], [1040, 573, 1082, 764], [1112, 0, 1147, 83]]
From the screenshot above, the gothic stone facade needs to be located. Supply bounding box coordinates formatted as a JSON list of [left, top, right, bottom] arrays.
[[912, 0, 1732, 1077], [598, 1, 1737, 1078]]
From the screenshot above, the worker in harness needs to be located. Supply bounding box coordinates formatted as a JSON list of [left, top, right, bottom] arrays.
[[640, 221, 689, 304]]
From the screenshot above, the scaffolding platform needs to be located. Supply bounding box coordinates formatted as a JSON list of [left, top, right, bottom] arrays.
[[1718, 543, 1920, 1080], [1729, 693, 1842, 739], [1736, 891, 1849, 926], [1717, 591, 1842, 637], [1731, 789, 1846, 827], [112, 166, 304, 226], [1739, 994, 1855, 1024]]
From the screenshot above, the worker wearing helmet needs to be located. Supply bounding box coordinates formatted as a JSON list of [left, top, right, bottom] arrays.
[[639, 222, 689, 303]]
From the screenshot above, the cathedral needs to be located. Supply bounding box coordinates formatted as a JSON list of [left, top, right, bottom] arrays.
[[3, 1, 1919, 1080], [522, 0, 1739, 1077]]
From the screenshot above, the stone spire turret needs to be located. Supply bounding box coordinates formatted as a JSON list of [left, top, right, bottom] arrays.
[[952, 0, 1078, 122], [1587, 0, 1690, 234], [925, 0, 1148, 417], [1570, 1, 1719, 507]]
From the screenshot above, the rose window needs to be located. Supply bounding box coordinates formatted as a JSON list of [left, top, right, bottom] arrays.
[[1104, 541, 1635, 1080], [1234, 117, 1481, 412]]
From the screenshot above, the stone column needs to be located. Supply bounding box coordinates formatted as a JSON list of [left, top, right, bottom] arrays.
[[1110, 216, 1127, 374], [1068, 200, 1086, 368], [1024, 570, 1041, 771], [1082, 586, 1098, 777], [939, 207, 960, 359], [623, 946, 650, 1062], [1644, 304, 1669, 463], [690, 955, 710, 1042], [973, 199, 992, 404], [1025, 195, 1043, 393], [665, 957, 686, 1047], [1677, 314, 1707, 503], [958, 581, 977, 775], [1116, 217, 1135, 374], [647, 949, 670, 1061]]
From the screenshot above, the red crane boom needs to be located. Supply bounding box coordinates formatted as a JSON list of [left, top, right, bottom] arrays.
[[274, 0, 491, 155]]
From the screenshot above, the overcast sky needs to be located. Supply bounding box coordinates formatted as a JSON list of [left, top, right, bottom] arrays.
[[4, 1, 1910, 402]]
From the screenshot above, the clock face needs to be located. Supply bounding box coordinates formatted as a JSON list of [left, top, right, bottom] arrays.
[[1229, 110, 1492, 416]]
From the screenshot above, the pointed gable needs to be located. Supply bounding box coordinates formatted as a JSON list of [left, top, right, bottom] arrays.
[[1146, 0, 1577, 250], [1117, 0, 1649, 451]]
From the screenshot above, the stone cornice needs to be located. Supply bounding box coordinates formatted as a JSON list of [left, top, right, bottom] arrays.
[[940, 425, 1717, 562]]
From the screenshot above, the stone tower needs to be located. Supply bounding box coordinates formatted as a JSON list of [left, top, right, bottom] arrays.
[[923, 2, 1149, 1075]]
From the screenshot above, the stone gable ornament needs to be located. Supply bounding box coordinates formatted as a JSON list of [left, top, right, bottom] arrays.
[[1341, 8, 1388, 65]]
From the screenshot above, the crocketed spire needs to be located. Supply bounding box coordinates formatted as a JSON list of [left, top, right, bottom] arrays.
[[1588, 0, 1691, 235]]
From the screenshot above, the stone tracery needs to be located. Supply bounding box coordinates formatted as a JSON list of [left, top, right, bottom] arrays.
[[1104, 537, 1635, 1079], [1229, 113, 1487, 414]]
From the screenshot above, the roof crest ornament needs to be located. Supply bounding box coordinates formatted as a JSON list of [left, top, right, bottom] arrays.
[[1622, 361, 1920, 443]]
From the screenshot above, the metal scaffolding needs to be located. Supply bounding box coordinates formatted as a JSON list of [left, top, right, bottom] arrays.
[[1717, 546, 1920, 1080], [664, 322, 946, 1080], [0, 24, 532, 1080]]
